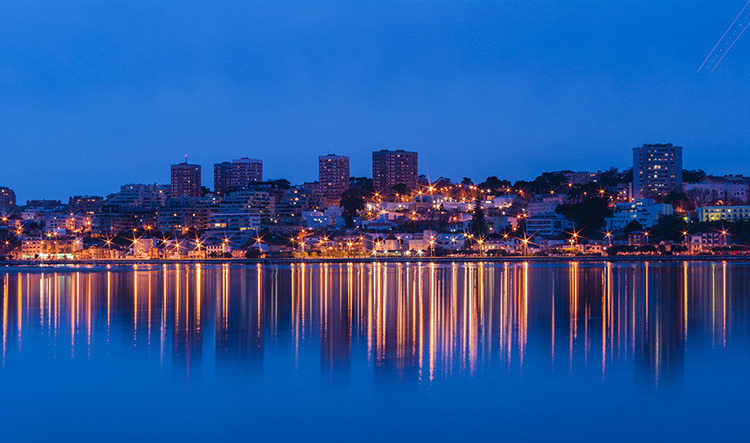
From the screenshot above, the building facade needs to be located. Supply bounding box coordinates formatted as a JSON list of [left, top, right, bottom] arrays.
[[697, 205, 750, 223], [684, 176, 749, 205], [319, 154, 350, 206], [526, 213, 574, 237], [170, 162, 202, 198], [605, 198, 675, 231], [230, 158, 263, 189], [213, 161, 233, 195], [208, 212, 261, 232], [213, 158, 263, 194], [0, 187, 16, 210], [372, 149, 418, 193], [109, 184, 168, 207], [633, 143, 683, 200]]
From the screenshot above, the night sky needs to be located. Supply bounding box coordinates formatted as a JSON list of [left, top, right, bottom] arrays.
[[2, 1, 750, 202]]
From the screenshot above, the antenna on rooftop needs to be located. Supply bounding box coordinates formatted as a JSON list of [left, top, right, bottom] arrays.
[[184, 154, 188, 164]]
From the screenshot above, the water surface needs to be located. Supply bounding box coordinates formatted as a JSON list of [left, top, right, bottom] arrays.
[[0, 261, 748, 441]]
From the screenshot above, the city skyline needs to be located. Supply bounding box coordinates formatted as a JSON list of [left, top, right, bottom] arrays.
[[0, 143, 712, 203], [3, 2, 750, 439], [2, 2, 750, 202]]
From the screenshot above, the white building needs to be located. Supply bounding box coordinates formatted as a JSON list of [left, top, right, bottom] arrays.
[[221, 190, 276, 223], [302, 211, 329, 229], [688, 232, 729, 251], [526, 213, 573, 237], [435, 233, 466, 251], [686, 179, 748, 205], [525, 196, 565, 217], [131, 238, 158, 258], [208, 212, 261, 232], [696, 205, 750, 223], [605, 199, 674, 231], [109, 184, 168, 208]]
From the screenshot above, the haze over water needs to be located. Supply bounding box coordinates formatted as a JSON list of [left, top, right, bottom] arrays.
[[0, 261, 748, 440]]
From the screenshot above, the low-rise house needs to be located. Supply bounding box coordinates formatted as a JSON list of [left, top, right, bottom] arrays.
[[130, 237, 159, 259], [628, 231, 648, 246], [435, 233, 466, 251], [688, 231, 730, 252]]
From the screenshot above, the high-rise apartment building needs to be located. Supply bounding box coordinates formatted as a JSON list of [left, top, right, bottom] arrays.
[[372, 149, 418, 193], [170, 161, 202, 198], [214, 162, 233, 195], [0, 186, 16, 209], [230, 158, 263, 189], [633, 143, 683, 200], [319, 154, 350, 206], [110, 184, 169, 207], [214, 158, 263, 194]]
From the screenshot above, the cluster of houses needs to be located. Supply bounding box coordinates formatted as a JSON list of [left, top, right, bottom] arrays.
[[2, 167, 750, 260]]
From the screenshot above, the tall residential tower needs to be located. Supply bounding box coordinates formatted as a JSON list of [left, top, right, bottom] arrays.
[[633, 143, 683, 200], [0, 186, 16, 211], [319, 154, 350, 206], [372, 149, 418, 193], [213, 161, 233, 195], [170, 160, 202, 198], [230, 158, 263, 188], [214, 158, 263, 194]]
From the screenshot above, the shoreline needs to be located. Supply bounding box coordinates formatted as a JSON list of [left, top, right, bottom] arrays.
[[1, 255, 749, 267]]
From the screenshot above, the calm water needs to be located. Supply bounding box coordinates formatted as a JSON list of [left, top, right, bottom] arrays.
[[0, 261, 749, 441]]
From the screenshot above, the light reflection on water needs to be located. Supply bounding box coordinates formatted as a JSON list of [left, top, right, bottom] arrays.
[[1, 261, 749, 439]]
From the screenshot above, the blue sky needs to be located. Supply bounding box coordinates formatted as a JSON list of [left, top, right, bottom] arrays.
[[2, 1, 750, 202]]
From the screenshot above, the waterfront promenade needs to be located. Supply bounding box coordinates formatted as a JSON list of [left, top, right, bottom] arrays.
[[2, 254, 749, 268]]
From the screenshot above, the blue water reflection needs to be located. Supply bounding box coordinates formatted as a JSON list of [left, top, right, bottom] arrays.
[[0, 261, 749, 440]]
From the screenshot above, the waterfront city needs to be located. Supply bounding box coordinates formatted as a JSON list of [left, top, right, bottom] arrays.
[[1, 144, 749, 262], [3, 1, 750, 441]]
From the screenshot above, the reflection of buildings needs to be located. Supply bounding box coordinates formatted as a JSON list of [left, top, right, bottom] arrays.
[[215, 264, 265, 379], [631, 264, 685, 389], [170, 265, 204, 383], [0, 261, 741, 390], [317, 264, 352, 385]]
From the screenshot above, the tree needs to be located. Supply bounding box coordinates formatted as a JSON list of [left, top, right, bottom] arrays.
[[623, 220, 643, 235], [270, 178, 291, 189], [349, 177, 375, 199], [648, 215, 685, 242], [664, 192, 693, 212], [340, 189, 365, 228], [687, 188, 715, 207], [518, 172, 568, 195], [391, 183, 410, 196], [683, 169, 706, 183], [470, 197, 487, 237], [245, 248, 262, 259], [621, 168, 633, 183], [598, 167, 620, 188], [478, 176, 511, 191], [461, 177, 474, 186], [555, 197, 611, 237], [350, 176, 372, 189]]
